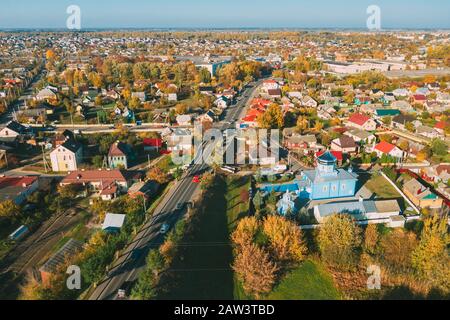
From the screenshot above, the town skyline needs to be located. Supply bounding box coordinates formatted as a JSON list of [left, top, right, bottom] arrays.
[[2, 0, 450, 29]]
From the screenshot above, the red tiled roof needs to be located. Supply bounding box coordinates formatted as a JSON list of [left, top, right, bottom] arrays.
[[62, 170, 128, 184], [316, 150, 343, 161], [435, 121, 449, 130], [0, 176, 38, 189], [242, 115, 258, 122], [143, 138, 162, 147], [348, 113, 371, 126], [108, 142, 127, 157], [374, 141, 396, 154], [413, 94, 426, 101]]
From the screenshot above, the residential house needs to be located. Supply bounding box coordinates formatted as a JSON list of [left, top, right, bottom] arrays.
[[50, 139, 82, 172], [331, 136, 357, 154], [373, 141, 404, 159], [165, 128, 192, 154], [60, 169, 143, 200], [176, 114, 192, 126], [0, 176, 39, 205], [143, 138, 163, 152], [300, 95, 318, 108], [344, 129, 376, 146], [284, 135, 317, 153], [416, 125, 441, 139], [108, 142, 133, 169], [0, 121, 27, 140], [411, 94, 427, 105], [132, 92, 147, 102], [346, 113, 377, 131], [35, 86, 57, 102], [392, 114, 416, 131], [403, 178, 443, 209]]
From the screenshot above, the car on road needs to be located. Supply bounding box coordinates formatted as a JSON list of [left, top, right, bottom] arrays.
[[192, 175, 202, 183], [160, 223, 170, 234], [117, 281, 134, 300], [176, 203, 185, 211]]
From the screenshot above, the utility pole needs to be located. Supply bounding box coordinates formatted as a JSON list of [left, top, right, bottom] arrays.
[[41, 144, 49, 173]]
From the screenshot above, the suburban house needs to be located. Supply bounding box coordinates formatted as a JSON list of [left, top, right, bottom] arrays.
[[331, 136, 357, 154], [284, 134, 317, 153], [165, 128, 192, 154], [0, 121, 27, 140], [392, 114, 416, 130], [373, 141, 404, 159], [403, 178, 443, 209], [50, 139, 83, 172], [131, 91, 147, 102], [411, 94, 427, 105], [262, 79, 280, 91], [344, 129, 376, 146], [143, 138, 163, 152], [108, 142, 133, 169], [35, 86, 57, 101], [176, 114, 192, 126], [0, 176, 39, 205], [60, 169, 143, 200], [346, 113, 377, 131]]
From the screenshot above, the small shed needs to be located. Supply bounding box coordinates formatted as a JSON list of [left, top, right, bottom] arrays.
[[102, 213, 126, 233]]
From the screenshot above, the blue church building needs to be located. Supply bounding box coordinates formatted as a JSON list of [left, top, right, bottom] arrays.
[[302, 151, 358, 200]]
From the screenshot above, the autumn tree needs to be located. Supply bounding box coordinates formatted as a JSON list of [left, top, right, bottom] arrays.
[[380, 229, 418, 271], [262, 215, 307, 263], [0, 200, 20, 219], [363, 224, 379, 255], [257, 104, 284, 129], [232, 216, 259, 248], [317, 214, 362, 270], [412, 213, 450, 292], [147, 167, 169, 184], [233, 243, 278, 299]]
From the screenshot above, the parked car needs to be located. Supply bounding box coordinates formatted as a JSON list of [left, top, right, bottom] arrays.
[[160, 223, 170, 234]]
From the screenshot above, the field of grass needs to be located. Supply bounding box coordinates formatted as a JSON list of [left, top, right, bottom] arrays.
[[365, 174, 401, 199], [267, 260, 342, 300], [159, 175, 251, 300]]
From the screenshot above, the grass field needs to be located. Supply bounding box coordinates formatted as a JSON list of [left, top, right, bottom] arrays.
[[159, 175, 251, 300], [267, 260, 342, 300], [365, 174, 401, 199]]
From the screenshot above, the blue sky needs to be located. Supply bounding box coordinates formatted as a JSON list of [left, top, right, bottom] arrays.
[[1, 0, 449, 29]]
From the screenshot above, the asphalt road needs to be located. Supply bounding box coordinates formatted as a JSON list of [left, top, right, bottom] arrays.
[[89, 80, 263, 300]]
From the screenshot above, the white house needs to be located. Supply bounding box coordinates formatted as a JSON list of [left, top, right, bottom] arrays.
[[50, 140, 83, 172], [346, 113, 377, 131]]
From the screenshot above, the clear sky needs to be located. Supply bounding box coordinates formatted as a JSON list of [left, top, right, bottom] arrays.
[[1, 0, 449, 29]]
